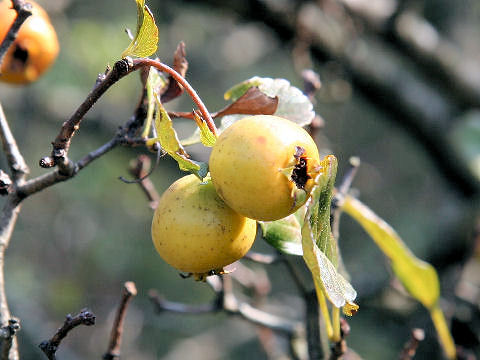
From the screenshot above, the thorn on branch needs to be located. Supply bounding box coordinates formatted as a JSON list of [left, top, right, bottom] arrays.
[[103, 282, 137, 360], [39, 309, 95, 360], [0, 170, 12, 195]]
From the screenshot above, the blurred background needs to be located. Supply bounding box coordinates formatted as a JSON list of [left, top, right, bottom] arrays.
[[0, 0, 479, 358]]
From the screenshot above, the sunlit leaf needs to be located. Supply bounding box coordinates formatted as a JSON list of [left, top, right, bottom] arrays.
[[121, 0, 158, 58], [142, 66, 167, 138], [302, 155, 357, 308], [342, 195, 439, 308], [146, 95, 207, 179], [342, 195, 456, 359], [193, 112, 217, 147], [259, 207, 306, 256], [223, 76, 315, 127]]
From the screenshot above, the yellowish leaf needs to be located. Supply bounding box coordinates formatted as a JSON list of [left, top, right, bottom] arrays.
[[122, 0, 158, 58]]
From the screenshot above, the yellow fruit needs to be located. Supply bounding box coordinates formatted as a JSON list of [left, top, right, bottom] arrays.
[[0, 0, 59, 84], [209, 115, 320, 221], [151, 174, 257, 279]]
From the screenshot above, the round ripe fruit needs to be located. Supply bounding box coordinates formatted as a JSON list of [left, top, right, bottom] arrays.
[[151, 174, 257, 280], [0, 0, 59, 84], [209, 115, 320, 221]]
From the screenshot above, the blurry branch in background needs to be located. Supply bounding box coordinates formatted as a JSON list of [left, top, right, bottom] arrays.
[[149, 270, 306, 359], [338, 0, 480, 109], [189, 0, 480, 198], [38, 309, 96, 360], [398, 328, 425, 360], [0, 103, 28, 360], [0, 0, 32, 68], [103, 282, 138, 360]]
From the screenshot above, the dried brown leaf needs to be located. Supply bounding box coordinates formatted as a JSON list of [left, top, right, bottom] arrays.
[[213, 87, 278, 119]]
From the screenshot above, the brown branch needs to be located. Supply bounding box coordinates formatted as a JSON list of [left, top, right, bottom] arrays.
[[0, 100, 29, 360], [0, 171, 12, 196], [330, 318, 351, 360], [0, 104, 29, 181], [103, 282, 137, 360], [0, 0, 32, 69], [39, 309, 96, 360], [41, 58, 138, 168], [0, 319, 20, 360], [399, 328, 425, 360]]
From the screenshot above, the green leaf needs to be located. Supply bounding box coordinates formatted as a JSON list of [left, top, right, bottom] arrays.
[[146, 95, 207, 179], [142, 66, 167, 138], [342, 195, 439, 309], [223, 77, 315, 127], [121, 0, 158, 58], [342, 195, 456, 358], [224, 78, 263, 102], [301, 155, 357, 308], [259, 208, 306, 256], [193, 112, 217, 147]]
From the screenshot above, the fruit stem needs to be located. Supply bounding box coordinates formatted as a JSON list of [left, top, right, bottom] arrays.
[[133, 58, 218, 136]]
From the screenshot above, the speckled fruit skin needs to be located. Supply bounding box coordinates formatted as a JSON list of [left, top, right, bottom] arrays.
[[209, 115, 320, 221], [151, 174, 257, 275], [0, 0, 59, 84]]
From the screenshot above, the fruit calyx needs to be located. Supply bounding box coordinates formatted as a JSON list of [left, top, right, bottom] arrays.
[[181, 268, 231, 282]]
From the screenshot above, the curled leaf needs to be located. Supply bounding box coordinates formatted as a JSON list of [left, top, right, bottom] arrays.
[[214, 87, 278, 118], [259, 208, 306, 256], [223, 76, 315, 127], [193, 112, 217, 147], [342, 195, 439, 309], [122, 0, 158, 58], [146, 94, 207, 179], [302, 155, 357, 309], [161, 42, 188, 103], [342, 195, 456, 359]]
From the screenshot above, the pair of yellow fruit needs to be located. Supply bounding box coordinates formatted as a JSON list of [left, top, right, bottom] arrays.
[[151, 115, 321, 279]]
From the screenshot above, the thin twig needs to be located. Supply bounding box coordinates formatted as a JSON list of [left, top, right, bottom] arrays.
[[128, 155, 160, 209], [39, 309, 96, 360], [398, 328, 425, 360], [40, 58, 137, 167], [0, 103, 29, 181], [149, 289, 223, 314], [103, 282, 137, 360], [0, 0, 32, 68]]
